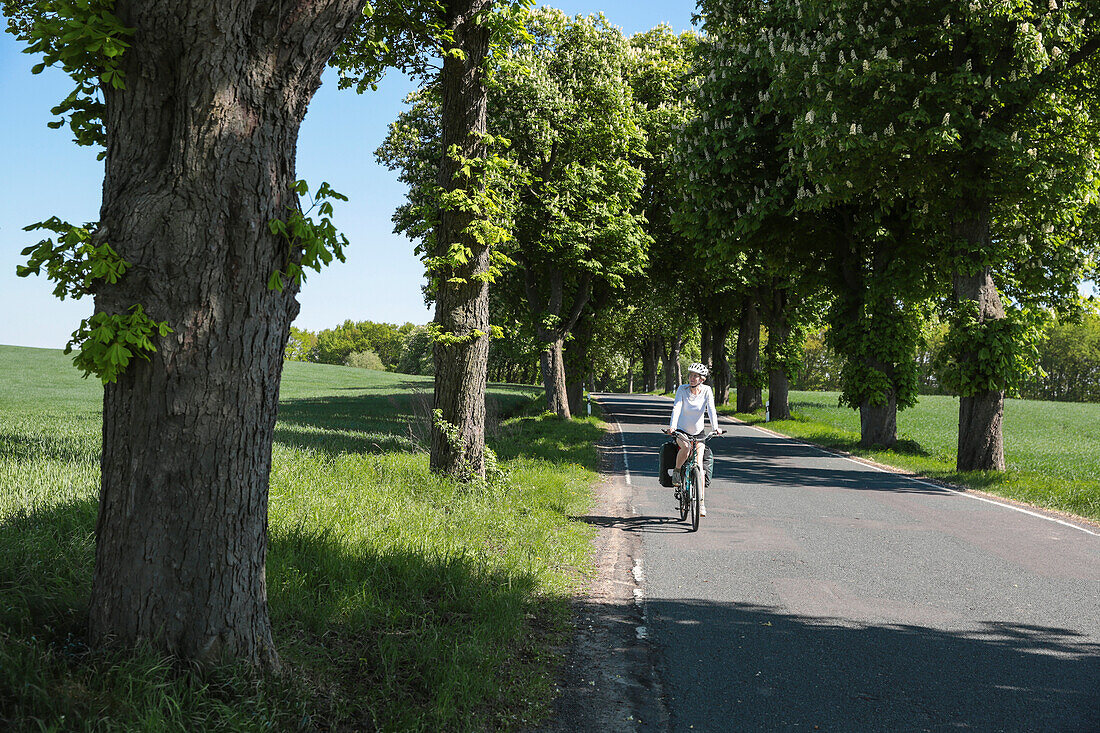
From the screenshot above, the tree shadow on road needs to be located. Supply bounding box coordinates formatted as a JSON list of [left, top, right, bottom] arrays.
[[648, 598, 1100, 732], [614, 429, 948, 496]]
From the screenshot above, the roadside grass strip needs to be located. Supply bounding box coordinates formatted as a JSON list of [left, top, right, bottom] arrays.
[[0, 345, 601, 731], [719, 390, 1100, 523]]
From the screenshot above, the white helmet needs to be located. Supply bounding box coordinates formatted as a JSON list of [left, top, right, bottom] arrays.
[[688, 362, 709, 378]]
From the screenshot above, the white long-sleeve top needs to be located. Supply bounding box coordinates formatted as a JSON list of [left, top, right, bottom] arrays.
[[668, 383, 719, 435]]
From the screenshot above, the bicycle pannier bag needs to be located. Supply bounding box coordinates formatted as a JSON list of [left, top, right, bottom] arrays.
[[658, 441, 678, 487]]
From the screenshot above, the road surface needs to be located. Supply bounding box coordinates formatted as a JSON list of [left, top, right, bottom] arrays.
[[594, 392, 1100, 732]]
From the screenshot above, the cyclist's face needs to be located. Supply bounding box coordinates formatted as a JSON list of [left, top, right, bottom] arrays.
[[688, 372, 704, 385]]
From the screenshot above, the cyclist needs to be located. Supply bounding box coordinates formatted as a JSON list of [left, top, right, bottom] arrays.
[[663, 362, 721, 516]]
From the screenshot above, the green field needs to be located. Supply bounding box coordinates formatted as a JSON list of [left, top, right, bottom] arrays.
[[0, 345, 601, 731], [721, 390, 1100, 522]]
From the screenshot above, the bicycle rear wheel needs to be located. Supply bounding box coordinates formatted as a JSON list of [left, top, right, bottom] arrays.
[[690, 467, 702, 532]]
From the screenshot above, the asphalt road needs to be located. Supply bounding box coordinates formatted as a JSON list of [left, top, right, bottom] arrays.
[[594, 393, 1100, 733]]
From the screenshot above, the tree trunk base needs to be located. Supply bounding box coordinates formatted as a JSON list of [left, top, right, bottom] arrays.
[[768, 369, 791, 420], [737, 388, 763, 414], [957, 390, 1006, 471], [859, 394, 897, 448], [541, 337, 570, 418]]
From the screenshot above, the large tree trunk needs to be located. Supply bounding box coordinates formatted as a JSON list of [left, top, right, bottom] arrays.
[[431, 0, 493, 479], [766, 321, 792, 422], [700, 322, 713, 367], [88, 0, 365, 667], [528, 270, 590, 417], [954, 263, 1007, 471], [539, 333, 570, 418], [567, 379, 584, 416], [764, 287, 793, 421], [735, 299, 763, 413], [711, 321, 732, 406], [565, 312, 596, 416], [860, 391, 898, 447], [662, 333, 683, 393], [641, 338, 661, 392]]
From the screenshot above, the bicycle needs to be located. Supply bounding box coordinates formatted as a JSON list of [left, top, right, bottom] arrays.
[[664, 428, 724, 532]]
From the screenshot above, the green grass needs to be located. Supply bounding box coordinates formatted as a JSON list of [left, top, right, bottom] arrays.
[[719, 390, 1100, 522], [0, 345, 602, 731]]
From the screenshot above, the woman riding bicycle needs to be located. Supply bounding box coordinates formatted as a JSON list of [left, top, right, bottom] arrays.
[[663, 362, 721, 517]]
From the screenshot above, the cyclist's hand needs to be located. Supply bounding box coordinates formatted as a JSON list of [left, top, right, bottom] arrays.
[[662, 428, 672, 435], [713, 429, 726, 436]]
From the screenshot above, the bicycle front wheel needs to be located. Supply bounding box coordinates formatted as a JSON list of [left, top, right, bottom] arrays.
[[690, 467, 703, 532], [678, 473, 690, 521]]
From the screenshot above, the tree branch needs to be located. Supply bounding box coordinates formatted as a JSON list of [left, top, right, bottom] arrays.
[[560, 271, 593, 336], [994, 30, 1100, 126]]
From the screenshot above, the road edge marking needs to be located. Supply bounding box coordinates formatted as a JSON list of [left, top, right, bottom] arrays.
[[728, 414, 1100, 538]]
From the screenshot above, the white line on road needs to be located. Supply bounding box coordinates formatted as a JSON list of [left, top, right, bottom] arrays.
[[614, 415, 633, 486], [735, 419, 1100, 539]]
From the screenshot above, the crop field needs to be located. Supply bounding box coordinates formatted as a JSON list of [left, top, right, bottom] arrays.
[[0, 345, 601, 731], [723, 390, 1100, 522]]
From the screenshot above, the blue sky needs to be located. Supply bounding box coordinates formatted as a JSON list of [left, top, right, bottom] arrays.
[[0, 1, 699, 349]]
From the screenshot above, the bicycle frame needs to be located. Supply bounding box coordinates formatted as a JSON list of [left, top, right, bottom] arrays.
[[671, 429, 719, 476], [670, 429, 722, 531]]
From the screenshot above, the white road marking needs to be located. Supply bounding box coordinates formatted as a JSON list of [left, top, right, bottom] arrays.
[[732, 418, 1100, 539], [619, 427, 633, 486], [598, 398, 634, 485]]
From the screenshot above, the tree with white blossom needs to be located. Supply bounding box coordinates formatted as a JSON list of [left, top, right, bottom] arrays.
[[754, 0, 1100, 466], [677, 1, 833, 422]]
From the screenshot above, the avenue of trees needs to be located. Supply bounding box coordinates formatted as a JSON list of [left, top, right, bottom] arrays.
[[376, 0, 1099, 468], [6, 0, 1100, 671]]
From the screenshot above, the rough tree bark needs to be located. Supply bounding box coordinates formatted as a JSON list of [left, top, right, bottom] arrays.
[[566, 373, 585, 416], [700, 322, 713, 366], [763, 286, 792, 421], [954, 244, 1007, 470], [735, 299, 763, 413], [565, 310, 596, 416], [540, 336, 570, 415], [88, 0, 366, 667], [641, 338, 661, 392], [430, 0, 493, 478], [860, 386, 898, 447], [530, 269, 591, 417]]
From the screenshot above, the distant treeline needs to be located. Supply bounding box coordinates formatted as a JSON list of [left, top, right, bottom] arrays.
[[291, 309, 1100, 403], [286, 318, 544, 384], [286, 321, 433, 376], [798, 311, 1100, 403]]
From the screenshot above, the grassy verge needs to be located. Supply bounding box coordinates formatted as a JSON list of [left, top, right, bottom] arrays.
[[718, 390, 1100, 522], [0, 346, 602, 730]]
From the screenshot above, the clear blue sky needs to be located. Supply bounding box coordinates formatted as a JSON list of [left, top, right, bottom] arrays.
[[0, 2, 699, 349]]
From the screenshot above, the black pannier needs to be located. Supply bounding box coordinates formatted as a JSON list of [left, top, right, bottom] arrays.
[[658, 440, 714, 487], [658, 441, 678, 487]]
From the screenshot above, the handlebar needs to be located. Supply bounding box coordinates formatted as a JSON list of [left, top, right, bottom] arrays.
[[663, 428, 725, 440]]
